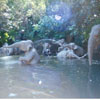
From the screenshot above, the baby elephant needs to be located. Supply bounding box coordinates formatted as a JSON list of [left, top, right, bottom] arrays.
[[19, 47, 40, 65]]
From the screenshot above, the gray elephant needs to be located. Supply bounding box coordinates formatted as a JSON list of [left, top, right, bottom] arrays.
[[88, 24, 100, 65], [3, 40, 40, 65], [58, 42, 85, 56], [19, 47, 40, 65], [57, 46, 87, 60], [3, 40, 33, 52]]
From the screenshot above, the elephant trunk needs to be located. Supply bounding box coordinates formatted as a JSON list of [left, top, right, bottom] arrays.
[[88, 36, 95, 66]]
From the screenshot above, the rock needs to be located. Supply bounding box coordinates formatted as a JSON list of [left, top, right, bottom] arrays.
[[34, 39, 61, 56]]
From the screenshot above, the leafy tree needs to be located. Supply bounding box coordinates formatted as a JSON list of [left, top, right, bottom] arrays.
[[0, 0, 100, 48]]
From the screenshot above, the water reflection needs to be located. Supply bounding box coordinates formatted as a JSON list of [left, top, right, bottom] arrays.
[[88, 64, 100, 98], [0, 56, 100, 98]]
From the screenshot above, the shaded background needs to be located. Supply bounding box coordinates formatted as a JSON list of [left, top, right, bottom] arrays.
[[0, 0, 100, 49]]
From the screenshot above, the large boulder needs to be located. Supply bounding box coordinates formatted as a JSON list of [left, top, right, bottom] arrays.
[[33, 39, 64, 56]]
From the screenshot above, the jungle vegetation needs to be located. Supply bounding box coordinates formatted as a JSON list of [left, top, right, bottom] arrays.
[[0, 0, 100, 48]]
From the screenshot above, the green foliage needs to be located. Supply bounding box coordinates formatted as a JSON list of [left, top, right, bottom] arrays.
[[31, 15, 67, 40], [0, 0, 100, 48], [0, 31, 9, 46]]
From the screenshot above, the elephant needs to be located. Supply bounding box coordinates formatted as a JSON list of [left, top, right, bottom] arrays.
[[3, 40, 33, 52], [19, 47, 40, 65], [65, 49, 87, 59], [58, 42, 85, 56], [88, 24, 100, 65], [3, 40, 39, 65], [66, 43, 85, 56], [57, 47, 87, 60]]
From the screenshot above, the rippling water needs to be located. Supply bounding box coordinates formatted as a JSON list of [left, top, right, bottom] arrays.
[[0, 56, 100, 98]]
